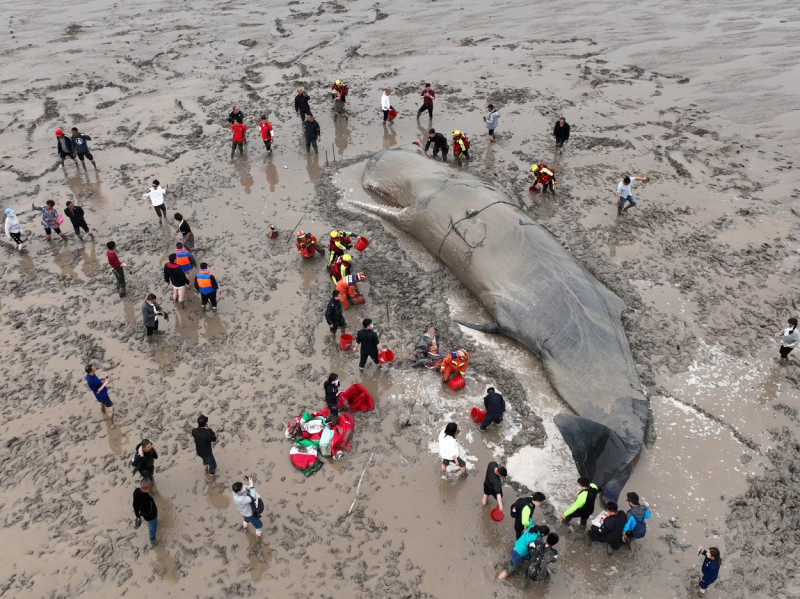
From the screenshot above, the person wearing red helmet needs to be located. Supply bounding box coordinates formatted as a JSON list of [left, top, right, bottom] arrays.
[[295, 230, 319, 258], [335, 272, 365, 309], [55, 128, 78, 166]]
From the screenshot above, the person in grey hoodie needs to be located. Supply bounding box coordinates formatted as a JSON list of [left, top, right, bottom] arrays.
[[484, 104, 499, 141], [621, 491, 651, 551]]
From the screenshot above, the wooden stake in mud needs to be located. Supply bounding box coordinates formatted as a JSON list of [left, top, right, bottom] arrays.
[[325, 150, 329, 166], [347, 451, 375, 515], [287, 214, 304, 243], [332, 142, 336, 163], [403, 383, 422, 427]]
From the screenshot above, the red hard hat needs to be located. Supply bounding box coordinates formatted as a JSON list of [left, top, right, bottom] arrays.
[[55, 128, 63, 137]]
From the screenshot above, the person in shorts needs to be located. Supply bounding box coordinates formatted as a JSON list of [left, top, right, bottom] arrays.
[[439, 422, 467, 475], [85, 364, 114, 424], [142, 180, 168, 223], [174, 212, 198, 251], [232, 477, 263, 538], [482, 461, 507, 512], [70, 127, 98, 169]]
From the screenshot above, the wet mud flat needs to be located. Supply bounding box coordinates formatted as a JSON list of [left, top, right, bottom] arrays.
[[1, 0, 799, 598]]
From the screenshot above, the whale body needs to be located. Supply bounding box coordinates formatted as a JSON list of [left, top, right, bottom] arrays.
[[355, 144, 649, 500]]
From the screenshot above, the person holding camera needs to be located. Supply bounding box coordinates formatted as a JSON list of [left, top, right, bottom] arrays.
[[131, 439, 158, 481], [232, 477, 263, 538], [141, 294, 168, 337]]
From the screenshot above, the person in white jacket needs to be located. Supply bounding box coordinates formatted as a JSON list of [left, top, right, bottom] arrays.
[[775, 317, 800, 361], [4, 209, 23, 250], [439, 422, 467, 475], [381, 89, 394, 123]]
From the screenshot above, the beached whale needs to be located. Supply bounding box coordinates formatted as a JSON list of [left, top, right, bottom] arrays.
[[354, 144, 649, 500]]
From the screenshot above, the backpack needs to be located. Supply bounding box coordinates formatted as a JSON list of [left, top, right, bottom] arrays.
[[245, 488, 265, 516], [631, 513, 647, 539], [510, 496, 533, 522]]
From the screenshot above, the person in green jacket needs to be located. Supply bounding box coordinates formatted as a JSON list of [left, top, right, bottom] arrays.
[[560, 477, 599, 528]]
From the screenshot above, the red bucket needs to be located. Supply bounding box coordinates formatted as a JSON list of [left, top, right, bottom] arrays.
[[471, 407, 486, 423], [388, 109, 398, 119], [351, 293, 365, 306], [301, 246, 316, 258], [378, 349, 394, 364], [490, 508, 504, 522], [354, 236, 369, 252], [340, 334, 354, 350], [448, 375, 465, 391]]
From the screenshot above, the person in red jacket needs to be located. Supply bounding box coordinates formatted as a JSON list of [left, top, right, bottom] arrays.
[[258, 116, 273, 154], [106, 240, 133, 298], [230, 122, 247, 158]]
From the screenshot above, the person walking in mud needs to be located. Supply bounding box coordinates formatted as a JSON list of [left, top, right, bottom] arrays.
[[303, 114, 321, 154], [553, 117, 570, 153], [106, 241, 132, 297], [258, 115, 274, 154], [439, 422, 467, 475], [232, 477, 263, 538], [696, 546, 721, 597], [484, 104, 499, 142], [560, 477, 599, 528], [4, 209, 24, 251], [352, 318, 385, 369], [194, 262, 219, 311], [325, 289, 346, 335], [142, 179, 168, 224], [230, 119, 247, 158], [174, 213, 200, 251], [141, 293, 168, 337], [324, 373, 340, 424], [295, 87, 311, 122], [84, 364, 114, 425], [132, 478, 158, 543], [55, 128, 78, 167], [482, 461, 507, 513], [64, 200, 94, 240], [381, 88, 394, 123], [191, 414, 217, 477], [131, 438, 158, 481], [70, 127, 98, 169], [774, 317, 799, 361], [227, 105, 245, 128], [424, 128, 448, 162], [417, 83, 435, 120], [32, 200, 67, 241], [163, 253, 190, 307], [616, 174, 649, 214]]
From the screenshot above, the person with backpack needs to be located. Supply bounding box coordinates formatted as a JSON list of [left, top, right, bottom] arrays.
[[452, 130, 470, 161], [510, 491, 547, 539], [131, 439, 158, 481], [560, 477, 599, 528], [522, 531, 559, 586], [497, 522, 544, 580], [621, 491, 651, 550], [232, 476, 263, 538]]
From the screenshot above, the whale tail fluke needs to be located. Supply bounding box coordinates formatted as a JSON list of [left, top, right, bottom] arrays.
[[454, 320, 502, 334]]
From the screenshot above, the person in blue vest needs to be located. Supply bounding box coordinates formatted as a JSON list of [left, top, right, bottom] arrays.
[[194, 262, 219, 311], [174, 242, 197, 276]]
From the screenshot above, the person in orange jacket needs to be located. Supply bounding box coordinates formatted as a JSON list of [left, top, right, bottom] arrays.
[[440, 349, 469, 383], [336, 272, 365, 309], [295, 230, 320, 258]]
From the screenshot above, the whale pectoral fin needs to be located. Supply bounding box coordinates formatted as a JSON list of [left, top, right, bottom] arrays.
[[553, 413, 635, 503], [454, 320, 501, 334]]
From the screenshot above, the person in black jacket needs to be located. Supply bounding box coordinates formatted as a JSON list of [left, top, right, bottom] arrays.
[[191, 414, 217, 476], [325, 290, 346, 335], [323, 373, 340, 424], [303, 114, 321, 153], [55, 128, 78, 166], [295, 87, 311, 121], [481, 387, 506, 431], [424, 128, 448, 162], [553, 117, 570, 154], [132, 478, 158, 542], [587, 502, 626, 554], [163, 253, 191, 307], [227, 106, 245, 143], [131, 439, 158, 480], [352, 318, 385, 369], [64, 200, 94, 239]]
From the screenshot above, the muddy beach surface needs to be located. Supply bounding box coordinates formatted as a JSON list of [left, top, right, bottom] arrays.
[[1, 0, 799, 598]]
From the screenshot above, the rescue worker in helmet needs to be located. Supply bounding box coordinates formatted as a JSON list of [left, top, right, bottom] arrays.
[[452, 130, 470, 161], [529, 163, 556, 195], [331, 79, 348, 104], [440, 349, 469, 383], [329, 253, 353, 284], [295, 230, 321, 258], [335, 272, 366, 309], [329, 229, 355, 266]]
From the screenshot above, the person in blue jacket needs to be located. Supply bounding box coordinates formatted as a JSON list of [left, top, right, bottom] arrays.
[[697, 546, 721, 597], [621, 491, 651, 549]]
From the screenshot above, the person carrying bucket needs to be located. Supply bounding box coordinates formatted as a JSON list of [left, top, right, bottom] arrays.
[[480, 387, 506, 431], [336, 272, 365, 309], [440, 349, 469, 383], [295, 230, 322, 258], [328, 229, 355, 266]]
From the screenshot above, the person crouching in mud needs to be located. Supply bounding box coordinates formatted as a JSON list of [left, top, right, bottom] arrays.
[[411, 325, 442, 366]]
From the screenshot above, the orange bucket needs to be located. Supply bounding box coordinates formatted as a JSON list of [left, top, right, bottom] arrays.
[[378, 349, 394, 364], [448, 375, 465, 391], [351, 293, 365, 305], [471, 407, 486, 423], [490, 508, 504, 522], [354, 236, 369, 252], [340, 334, 354, 350]]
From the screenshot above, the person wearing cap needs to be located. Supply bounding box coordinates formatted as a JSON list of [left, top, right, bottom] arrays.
[[417, 83, 435, 120], [303, 113, 321, 154], [424, 128, 448, 162], [54, 128, 78, 166], [529, 163, 556, 194], [31, 200, 67, 241], [440, 349, 469, 383], [142, 179, 168, 224], [325, 289, 347, 335], [560, 477, 600, 528], [70, 127, 98, 169], [295, 87, 312, 122], [335, 272, 365, 309], [329, 253, 352, 284], [258, 115, 273, 153], [553, 117, 570, 153], [194, 262, 219, 311], [331, 79, 348, 104], [352, 318, 385, 369], [481, 460, 507, 512], [64, 200, 94, 240], [480, 387, 506, 431], [484, 104, 499, 141], [4, 209, 24, 250]]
